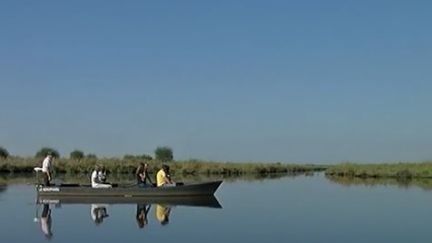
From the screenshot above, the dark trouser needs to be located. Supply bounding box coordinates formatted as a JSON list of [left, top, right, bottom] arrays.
[[43, 173, 50, 186], [137, 182, 146, 187], [137, 181, 150, 188]]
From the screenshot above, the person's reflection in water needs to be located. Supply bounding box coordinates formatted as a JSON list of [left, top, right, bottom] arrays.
[[91, 204, 109, 226], [136, 204, 151, 228], [155, 204, 171, 226], [40, 204, 53, 239]]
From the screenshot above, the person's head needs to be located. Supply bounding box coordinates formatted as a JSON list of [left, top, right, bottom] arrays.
[[94, 164, 100, 172], [46, 152, 53, 160], [162, 164, 170, 173]]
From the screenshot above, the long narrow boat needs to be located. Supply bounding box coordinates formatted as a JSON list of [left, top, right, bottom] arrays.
[[36, 180, 222, 197]]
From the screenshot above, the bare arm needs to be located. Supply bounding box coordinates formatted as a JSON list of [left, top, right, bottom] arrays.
[[136, 167, 146, 181], [165, 174, 173, 184]]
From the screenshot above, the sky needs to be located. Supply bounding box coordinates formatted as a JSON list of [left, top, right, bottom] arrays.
[[1, 0, 431, 163]]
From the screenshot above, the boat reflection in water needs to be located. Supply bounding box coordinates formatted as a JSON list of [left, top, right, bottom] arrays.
[[34, 195, 222, 235], [37, 195, 222, 207]]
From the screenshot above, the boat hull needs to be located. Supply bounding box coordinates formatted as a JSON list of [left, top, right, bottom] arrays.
[[37, 180, 222, 197]]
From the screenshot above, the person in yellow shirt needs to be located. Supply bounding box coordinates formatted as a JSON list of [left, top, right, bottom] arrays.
[[156, 164, 174, 187]]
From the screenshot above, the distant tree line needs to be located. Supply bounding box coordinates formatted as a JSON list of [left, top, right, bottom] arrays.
[[0, 145, 174, 162]]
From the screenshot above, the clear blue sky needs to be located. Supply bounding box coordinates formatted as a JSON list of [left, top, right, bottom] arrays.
[[1, 0, 431, 163]]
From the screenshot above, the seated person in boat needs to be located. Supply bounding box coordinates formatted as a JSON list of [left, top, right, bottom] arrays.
[[91, 165, 112, 188], [98, 165, 107, 183], [136, 163, 153, 187], [156, 164, 175, 187]]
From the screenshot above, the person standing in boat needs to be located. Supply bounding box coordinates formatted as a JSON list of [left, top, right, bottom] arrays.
[[41, 153, 54, 186], [156, 164, 175, 187], [91, 165, 112, 188], [136, 163, 153, 187]]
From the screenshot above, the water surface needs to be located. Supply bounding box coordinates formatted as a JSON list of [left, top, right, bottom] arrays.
[[1, 173, 432, 243]]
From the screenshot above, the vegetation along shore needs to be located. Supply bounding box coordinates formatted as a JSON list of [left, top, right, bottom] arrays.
[[0, 157, 326, 175], [3, 146, 432, 179], [0, 146, 326, 175], [325, 162, 432, 179]]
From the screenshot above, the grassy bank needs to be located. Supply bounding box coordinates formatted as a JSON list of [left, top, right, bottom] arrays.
[[325, 162, 432, 179], [0, 157, 327, 176]]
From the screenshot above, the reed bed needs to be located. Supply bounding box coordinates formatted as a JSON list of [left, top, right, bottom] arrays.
[[325, 162, 432, 179]]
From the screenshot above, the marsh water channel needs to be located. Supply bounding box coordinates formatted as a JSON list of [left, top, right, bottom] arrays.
[[1, 173, 432, 243]]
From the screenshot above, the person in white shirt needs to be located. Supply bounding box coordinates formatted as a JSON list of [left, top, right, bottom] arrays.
[[91, 165, 112, 188], [98, 166, 107, 183], [41, 153, 53, 186]]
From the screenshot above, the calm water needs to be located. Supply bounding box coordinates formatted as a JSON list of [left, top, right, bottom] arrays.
[[1, 173, 432, 243]]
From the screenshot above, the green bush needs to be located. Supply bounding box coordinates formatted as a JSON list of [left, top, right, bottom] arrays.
[[35, 147, 60, 158], [0, 147, 9, 159], [155, 146, 173, 162], [70, 150, 84, 161]]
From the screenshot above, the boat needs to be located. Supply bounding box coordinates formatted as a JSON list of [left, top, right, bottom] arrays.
[[36, 180, 222, 197], [37, 195, 222, 208]]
